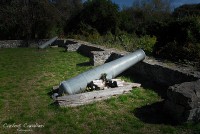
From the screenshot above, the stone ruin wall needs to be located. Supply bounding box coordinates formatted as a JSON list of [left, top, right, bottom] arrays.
[[65, 39, 200, 84], [1, 38, 200, 122], [0, 39, 65, 48], [65, 39, 200, 123]]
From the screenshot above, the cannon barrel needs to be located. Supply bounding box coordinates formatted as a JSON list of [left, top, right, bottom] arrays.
[[38, 36, 58, 49], [59, 49, 146, 95]]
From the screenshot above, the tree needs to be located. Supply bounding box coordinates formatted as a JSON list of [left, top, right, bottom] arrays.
[[132, 0, 171, 13], [53, 0, 82, 20], [67, 0, 120, 35], [152, 4, 200, 62], [119, 0, 171, 35], [173, 4, 200, 18], [119, 8, 136, 33], [0, 0, 82, 39]]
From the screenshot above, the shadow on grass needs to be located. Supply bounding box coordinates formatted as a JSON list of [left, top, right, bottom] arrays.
[[49, 101, 60, 108], [76, 62, 92, 66], [47, 87, 59, 97], [59, 50, 67, 53], [133, 101, 178, 125], [121, 70, 180, 125], [122, 70, 169, 99], [47, 86, 61, 108]]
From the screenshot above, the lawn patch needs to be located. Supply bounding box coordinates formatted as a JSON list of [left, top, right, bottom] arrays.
[[0, 48, 199, 134]]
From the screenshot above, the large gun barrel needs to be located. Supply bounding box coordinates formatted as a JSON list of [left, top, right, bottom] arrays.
[[59, 49, 145, 95]]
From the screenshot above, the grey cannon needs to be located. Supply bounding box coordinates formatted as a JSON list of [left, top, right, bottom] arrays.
[[59, 49, 146, 95], [38, 36, 58, 49]]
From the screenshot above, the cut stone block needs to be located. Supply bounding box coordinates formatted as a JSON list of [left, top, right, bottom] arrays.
[[167, 80, 200, 109], [91, 51, 112, 66], [165, 80, 200, 122]]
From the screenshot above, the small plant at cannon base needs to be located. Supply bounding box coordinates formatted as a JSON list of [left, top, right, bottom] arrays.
[[85, 73, 123, 92], [85, 73, 108, 92], [100, 73, 117, 88], [101, 73, 108, 82], [86, 73, 107, 92], [86, 82, 100, 92]]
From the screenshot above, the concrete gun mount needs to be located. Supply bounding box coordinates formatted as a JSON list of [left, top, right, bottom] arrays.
[[58, 49, 146, 95]]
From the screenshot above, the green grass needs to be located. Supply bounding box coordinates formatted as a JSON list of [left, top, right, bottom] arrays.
[[0, 48, 199, 134]]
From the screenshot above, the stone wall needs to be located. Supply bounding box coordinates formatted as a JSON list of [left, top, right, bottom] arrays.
[[68, 40, 199, 82], [2, 38, 200, 122], [65, 39, 200, 122], [77, 45, 104, 57], [0, 40, 25, 48], [66, 39, 129, 65], [164, 80, 200, 122], [91, 51, 112, 66], [66, 42, 82, 51], [66, 39, 106, 57], [52, 39, 67, 47], [0, 39, 64, 48], [0, 40, 48, 48], [131, 59, 199, 86], [66, 39, 200, 86]]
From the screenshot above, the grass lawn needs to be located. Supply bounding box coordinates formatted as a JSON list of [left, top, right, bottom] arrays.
[[0, 48, 199, 134]]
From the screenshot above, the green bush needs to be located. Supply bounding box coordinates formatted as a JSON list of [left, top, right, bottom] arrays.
[[157, 40, 200, 62], [152, 16, 200, 62], [137, 35, 157, 54], [116, 34, 156, 54], [68, 32, 157, 55], [67, 0, 120, 35]]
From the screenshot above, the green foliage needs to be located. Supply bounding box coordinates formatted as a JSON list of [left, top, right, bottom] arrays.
[[119, 8, 136, 33], [75, 22, 99, 37], [138, 35, 157, 54], [1, 0, 200, 66], [0, 0, 82, 39], [113, 33, 156, 53], [66, 1, 200, 66], [119, 0, 171, 35], [69, 32, 156, 55], [132, 0, 171, 13], [100, 73, 107, 82], [152, 16, 200, 62], [66, 0, 120, 34], [173, 4, 200, 17], [82, 0, 120, 34], [159, 41, 200, 61], [169, 17, 200, 44]]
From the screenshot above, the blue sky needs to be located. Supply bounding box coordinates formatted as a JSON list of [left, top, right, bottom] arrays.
[[82, 0, 200, 9]]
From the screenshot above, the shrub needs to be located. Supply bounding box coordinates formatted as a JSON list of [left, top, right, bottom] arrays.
[[137, 35, 157, 54], [69, 32, 157, 55], [68, 0, 120, 35], [117, 34, 156, 54], [153, 16, 200, 63]]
